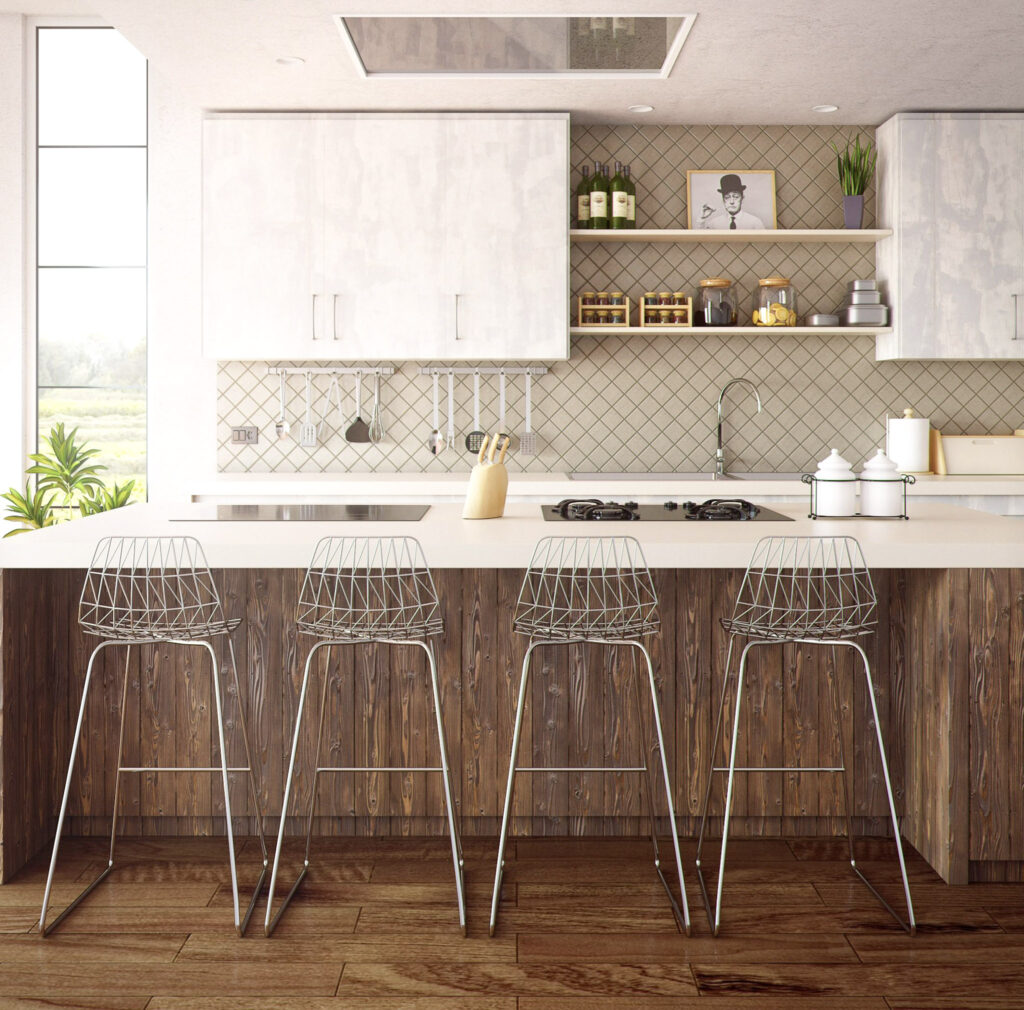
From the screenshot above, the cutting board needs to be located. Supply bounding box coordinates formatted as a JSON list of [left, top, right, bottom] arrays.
[[940, 434, 1024, 474]]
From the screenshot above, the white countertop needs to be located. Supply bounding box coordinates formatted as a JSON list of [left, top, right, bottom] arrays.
[[2, 500, 1022, 569], [194, 472, 1024, 504]]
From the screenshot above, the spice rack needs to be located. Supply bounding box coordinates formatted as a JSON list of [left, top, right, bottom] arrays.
[[639, 296, 693, 328], [576, 295, 632, 328]]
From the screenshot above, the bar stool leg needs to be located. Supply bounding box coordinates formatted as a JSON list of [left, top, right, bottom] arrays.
[[107, 646, 133, 868], [265, 640, 326, 935], [849, 640, 916, 934], [490, 640, 537, 937], [39, 640, 120, 936], [419, 640, 466, 934], [826, 645, 858, 866], [200, 639, 245, 936], [629, 641, 690, 934], [708, 638, 756, 936], [696, 637, 736, 870]]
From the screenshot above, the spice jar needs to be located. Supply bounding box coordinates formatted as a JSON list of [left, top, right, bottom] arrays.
[[697, 277, 737, 327], [582, 309, 597, 325], [658, 291, 673, 305], [596, 309, 610, 325], [671, 309, 687, 325], [581, 291, 596, 306], [644, 304, 659, 325], [658, 309, 672, 325], [610, 308, 626, 326], [609, 291, 625, 305], [752, 277, 798, 326], [595, 291, 610, 305], [672, 291, 687, 306]]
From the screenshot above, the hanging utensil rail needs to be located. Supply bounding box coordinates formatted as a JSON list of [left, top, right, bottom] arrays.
[[417, 366, 548, 377], [266, 366, 396, 377]]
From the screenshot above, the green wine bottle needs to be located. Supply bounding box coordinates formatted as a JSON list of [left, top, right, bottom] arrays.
[[623, 164, 636, 228], [609, 161, 628, 229], [575, 165, 591, 228], [589, 160, 609, 228]]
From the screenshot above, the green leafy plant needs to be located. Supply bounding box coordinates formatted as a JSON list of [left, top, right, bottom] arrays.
[[830, 133, 878, 196], [26, 422, 105, 516], [79, 480, 137, 516], [1, 481, 57, 537], [3, 424, 137, 535]]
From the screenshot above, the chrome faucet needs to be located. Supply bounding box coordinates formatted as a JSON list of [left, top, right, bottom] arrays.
[[714, 378, 763, 479]]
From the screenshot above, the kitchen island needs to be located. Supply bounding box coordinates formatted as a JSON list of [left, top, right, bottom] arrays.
[[2, 501, 1022, 889]]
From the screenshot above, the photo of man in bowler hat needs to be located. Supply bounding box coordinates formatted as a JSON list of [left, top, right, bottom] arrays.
[[697, 173, 767, 229]]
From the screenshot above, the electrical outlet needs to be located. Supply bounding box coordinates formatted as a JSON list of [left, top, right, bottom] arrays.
[[230, 426, 259, 445]]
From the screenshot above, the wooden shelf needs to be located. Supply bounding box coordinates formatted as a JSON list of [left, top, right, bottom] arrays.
[[571, 325, 894, 336], [570, 228, 892, 244]]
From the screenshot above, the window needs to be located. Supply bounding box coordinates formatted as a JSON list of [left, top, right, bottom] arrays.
[[36, 26, 147, 495]]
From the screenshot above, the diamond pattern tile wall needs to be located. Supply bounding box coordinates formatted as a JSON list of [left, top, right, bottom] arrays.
[[218, 125, 1024, 476]]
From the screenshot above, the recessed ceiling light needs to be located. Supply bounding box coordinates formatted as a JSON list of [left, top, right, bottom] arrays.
[[812, 104, 838, 113], [628, 104, 654, 113], [276, 56, 305, 66]]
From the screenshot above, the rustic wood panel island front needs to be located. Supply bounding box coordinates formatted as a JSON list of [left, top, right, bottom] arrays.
[[1, 502, 1021, 888]]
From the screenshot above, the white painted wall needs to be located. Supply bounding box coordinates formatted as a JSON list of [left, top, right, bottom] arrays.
[[0, 14, 26, 495], [0, 18, 218, 504]]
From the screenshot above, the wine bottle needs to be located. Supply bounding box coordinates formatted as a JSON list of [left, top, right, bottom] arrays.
[[575, 165, 591, 228], [623, 164, 636, 228], [589, 160, 609, 228], [610, 161, 628, 229]]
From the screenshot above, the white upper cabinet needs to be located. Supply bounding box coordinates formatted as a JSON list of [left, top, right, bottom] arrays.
[[875, 113, 1024, 359], [202, 113, 569, 361]]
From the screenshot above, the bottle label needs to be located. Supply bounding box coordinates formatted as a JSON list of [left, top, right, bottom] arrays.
[[577, 194, 590, 221], [612, 190, 628, 218], [590, 191, 608, 217], [627, 195, 636, 221]]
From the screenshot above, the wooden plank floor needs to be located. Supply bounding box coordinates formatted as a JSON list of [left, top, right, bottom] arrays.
[[3, 835, 1024, 1008]]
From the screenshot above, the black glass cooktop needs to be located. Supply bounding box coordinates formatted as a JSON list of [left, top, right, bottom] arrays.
[[542, 498, 793, 522]]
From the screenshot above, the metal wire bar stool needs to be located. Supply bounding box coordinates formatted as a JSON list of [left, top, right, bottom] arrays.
[[264, 536, 465, 936], [489, 536, 690, 936], [695, 536, 916, 936], [39, 536, 268, 937]]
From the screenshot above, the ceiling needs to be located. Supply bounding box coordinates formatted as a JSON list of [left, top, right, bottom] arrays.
[[5, 0, 1024, 124]]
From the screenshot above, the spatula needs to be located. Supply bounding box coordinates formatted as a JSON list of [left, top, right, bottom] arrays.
[[519, 371, 538, 456], [274, 372, 291, 441], [427, 372, 445, 456], [446, 370, 456, 449], [344, 371, 371, 444], [299, 371, 318, 447]]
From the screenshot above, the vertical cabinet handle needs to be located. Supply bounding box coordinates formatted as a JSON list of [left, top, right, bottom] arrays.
[[311, 293, 320, 341], [454, 293, 462, 341], [1013, 293, 1020, 341], [332, 294, 339, 341]]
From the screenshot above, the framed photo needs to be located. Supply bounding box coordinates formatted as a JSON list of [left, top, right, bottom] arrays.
[[686, 169, 777, 230]]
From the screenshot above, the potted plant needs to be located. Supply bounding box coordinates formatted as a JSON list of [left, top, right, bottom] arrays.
[[830, 133, 877, 229]]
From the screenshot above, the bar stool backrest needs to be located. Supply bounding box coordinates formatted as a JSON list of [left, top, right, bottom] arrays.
[[728, 536, 877, 640], [514, 536, 659, 639], [79, 536, 228, 640], [296, 536, 443, 640]]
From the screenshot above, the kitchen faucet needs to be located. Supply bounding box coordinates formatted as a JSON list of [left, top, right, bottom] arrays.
[[714, 378, 763, 479]]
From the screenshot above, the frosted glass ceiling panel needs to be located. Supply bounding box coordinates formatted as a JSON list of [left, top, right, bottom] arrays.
[[337, 16, 693, 76]]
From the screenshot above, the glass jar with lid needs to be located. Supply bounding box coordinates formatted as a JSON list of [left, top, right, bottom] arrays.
[[697, 277, 736, 326], [752, 277, 797, 326]]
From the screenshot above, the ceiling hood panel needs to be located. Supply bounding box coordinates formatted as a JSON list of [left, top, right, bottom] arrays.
[[335, 15, 695, 77]]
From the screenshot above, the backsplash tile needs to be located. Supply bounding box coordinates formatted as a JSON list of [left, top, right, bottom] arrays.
[[217, 124, 1024, 476]]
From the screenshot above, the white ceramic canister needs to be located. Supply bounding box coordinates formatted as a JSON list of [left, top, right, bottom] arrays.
[[886, 407, 931, 473], [813, 448, 857, 516], [859, 449, 905, 517]]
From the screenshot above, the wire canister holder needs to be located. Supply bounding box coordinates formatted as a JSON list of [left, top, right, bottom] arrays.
[[802, 473, 915, 520]]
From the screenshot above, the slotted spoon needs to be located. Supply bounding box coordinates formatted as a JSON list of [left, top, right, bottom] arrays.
[[427, 372, 445, 455], [519, 371, 538, 456], [274, 372, 291, 441], [465, 371, 485, 453], [299, 371, 318, 447]]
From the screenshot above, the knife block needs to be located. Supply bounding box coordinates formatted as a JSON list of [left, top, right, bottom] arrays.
[[463, 434, 509, 519]]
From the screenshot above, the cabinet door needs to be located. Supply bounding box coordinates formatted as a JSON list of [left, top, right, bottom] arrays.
[[877, 114, 1024, 360], [202, 118, 322, 359], [320, 118, 451, 360], [443, 116, 569, 360]]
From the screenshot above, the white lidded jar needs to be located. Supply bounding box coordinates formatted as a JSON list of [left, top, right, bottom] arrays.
[[859, 449, 905, 517], [813, 448, 857, 516]]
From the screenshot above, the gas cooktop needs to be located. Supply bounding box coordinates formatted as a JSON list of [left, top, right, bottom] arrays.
[[542, 498, 794, 522]]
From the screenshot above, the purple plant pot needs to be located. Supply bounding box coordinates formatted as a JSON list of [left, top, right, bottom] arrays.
[[843, 194, 865, 229]]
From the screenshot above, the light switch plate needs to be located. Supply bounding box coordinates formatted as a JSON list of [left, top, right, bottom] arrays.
[[230, 425, 259, 445]]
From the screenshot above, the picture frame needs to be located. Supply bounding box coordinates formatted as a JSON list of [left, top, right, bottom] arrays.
[[686, 169, 777, 230]]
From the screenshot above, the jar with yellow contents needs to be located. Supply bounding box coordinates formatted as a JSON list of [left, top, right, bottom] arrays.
[[752, 277, 798, 327]]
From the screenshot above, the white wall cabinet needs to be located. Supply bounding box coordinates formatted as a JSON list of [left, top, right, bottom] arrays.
[[875, 113, 1024, 359], [202, 113, 569, 361]]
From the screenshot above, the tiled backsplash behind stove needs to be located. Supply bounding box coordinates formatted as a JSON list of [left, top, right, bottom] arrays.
[[218, 124, 1024, 475]]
